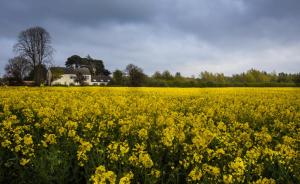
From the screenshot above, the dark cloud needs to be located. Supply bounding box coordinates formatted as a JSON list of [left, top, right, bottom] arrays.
[[1, 0, 300, 76]]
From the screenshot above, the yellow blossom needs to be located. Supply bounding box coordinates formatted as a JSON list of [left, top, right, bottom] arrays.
[[23, 134, 33, 145], [20, 158, 30, 166]]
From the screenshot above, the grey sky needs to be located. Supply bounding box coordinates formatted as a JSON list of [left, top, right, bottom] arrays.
[[0, 0, 299, 76]]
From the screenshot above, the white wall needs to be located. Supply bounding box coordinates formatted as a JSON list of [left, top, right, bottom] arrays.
[[51, 74, 109, 86], [84, 75, 91, 85], [52, 74, 77, 86]]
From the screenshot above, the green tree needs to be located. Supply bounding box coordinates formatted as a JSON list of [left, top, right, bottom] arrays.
[[277, 72, 289, 83], [161, 70, 173, 80], [152, 71, 162, 79], [65, 55, 111, 76], [175, 72, 182, 78], [125, 64, 146, 86], [292, 73, 300, 83], [65, 55, 82, 68], [112, 69, 125, 85], [200, 71, 215, 82], [215, 73, 225, 83]]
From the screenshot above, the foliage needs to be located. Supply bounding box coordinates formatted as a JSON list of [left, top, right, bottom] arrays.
[[112, 69, 125, 86], [147, 70, 300, 87], [200, 71, 226, 83], [110, 68, 300, 87], [0, 87, 299, 183], [65, 55, 82, 69], [65, 55, 111, 76], [125, 64, 146, 86]]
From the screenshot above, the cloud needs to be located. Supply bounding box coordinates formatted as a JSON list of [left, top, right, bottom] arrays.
[[0, 0, 300, 76]]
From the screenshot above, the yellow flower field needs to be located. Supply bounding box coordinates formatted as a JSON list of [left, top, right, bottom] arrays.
[[0, 87, 299, 183]]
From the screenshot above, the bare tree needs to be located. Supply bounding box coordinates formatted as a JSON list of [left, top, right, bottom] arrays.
[[13, 26, 53, 85], [5, 56, 31, 84]]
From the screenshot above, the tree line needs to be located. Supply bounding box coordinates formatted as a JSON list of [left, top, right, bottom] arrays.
[[1, 26, 299, 87], [110, 67, 300, 87]]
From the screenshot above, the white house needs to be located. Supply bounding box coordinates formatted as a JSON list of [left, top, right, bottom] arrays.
[[47, 67, 111, 86]]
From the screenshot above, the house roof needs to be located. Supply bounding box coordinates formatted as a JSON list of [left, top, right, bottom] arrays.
[[50, 67, 91, 75], [75, 68, 91, 75]]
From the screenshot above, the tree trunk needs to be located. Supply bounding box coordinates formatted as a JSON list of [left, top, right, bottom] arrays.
[[34, 65, 43, 86]]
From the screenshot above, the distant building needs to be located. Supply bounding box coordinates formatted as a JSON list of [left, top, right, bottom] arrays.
[[47, 67, 111, 86]]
